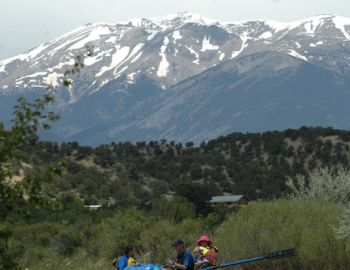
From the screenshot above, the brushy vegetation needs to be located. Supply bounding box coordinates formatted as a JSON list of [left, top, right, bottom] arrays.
[[3, 199, 349, 270], [4, 127, 350, 269], [9, 126, 350, 211]]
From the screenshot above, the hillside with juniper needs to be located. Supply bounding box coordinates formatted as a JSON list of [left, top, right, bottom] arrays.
[[9, 126, 350, 208]]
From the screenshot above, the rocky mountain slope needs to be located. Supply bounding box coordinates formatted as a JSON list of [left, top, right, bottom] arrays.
[[1, 12, 350, 145]]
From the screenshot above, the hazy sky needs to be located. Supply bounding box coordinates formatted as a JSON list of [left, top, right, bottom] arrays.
[[1, 0, 350, 60]]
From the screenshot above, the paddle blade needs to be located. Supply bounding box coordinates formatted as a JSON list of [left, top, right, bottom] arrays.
[[264, 248, 295, 260]]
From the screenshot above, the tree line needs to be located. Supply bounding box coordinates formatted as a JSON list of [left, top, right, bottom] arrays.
[[9, 126, 350, 215]]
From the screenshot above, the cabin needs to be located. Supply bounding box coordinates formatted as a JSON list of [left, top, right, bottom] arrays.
[[209, 195, 249, 208]]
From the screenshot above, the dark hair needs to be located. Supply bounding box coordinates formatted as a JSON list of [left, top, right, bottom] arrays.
[[124, 243, 135, 255]]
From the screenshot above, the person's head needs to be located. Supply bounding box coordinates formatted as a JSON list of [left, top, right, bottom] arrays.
[[124, 244, 136, 257], [196, 236, 212, 247], [193, 246, 201, 257], [171, 239, 185, 253], [200, 240, 208, 247]]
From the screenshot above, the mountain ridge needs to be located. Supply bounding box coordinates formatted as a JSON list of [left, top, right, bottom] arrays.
[[1, 12, 350, 146]]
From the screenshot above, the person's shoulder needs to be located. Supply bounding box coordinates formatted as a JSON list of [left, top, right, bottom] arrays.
[[184, 251, 193, 257]]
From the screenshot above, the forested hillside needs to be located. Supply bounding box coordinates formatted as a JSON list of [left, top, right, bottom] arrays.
[[11, 126, 350, 208], [5, 126, 350, 270]]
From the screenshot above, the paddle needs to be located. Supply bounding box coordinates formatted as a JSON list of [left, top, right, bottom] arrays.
[[201, 248, 295, 269]]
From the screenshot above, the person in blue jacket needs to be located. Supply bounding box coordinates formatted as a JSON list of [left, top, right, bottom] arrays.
[[166, 239, 194, 270], [117, 243, 137, 270]]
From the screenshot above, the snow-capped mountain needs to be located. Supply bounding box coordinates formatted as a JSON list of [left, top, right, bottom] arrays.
[[1, 12, 350, 145]]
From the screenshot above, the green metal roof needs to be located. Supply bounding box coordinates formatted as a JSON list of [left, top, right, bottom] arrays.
[[209, 195, 247, 203]]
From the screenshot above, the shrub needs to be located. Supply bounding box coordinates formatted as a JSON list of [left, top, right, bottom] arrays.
[[214, 199, 346, 268], [286, 167, 350, 204]]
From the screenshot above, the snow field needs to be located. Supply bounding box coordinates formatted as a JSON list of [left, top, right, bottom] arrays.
[[16, 72, 48, 81], [259, 32, 273, 39], [131, 52, 143, 63], [201, 35, 219, 52], [288, 50, 308, 61], [43, 72, 63, 87], [48, 59, 75, 71], [113, 43, 145, 75], [157, 37, 170, 77], [69, 26, 111, 50], [96, 46, 129, 77], [146, 29, 159, 41], [105, 36, 117, 43], [172, 31, 183, 41], [231, 36, 249, 59], [185, 46, 199, 65]]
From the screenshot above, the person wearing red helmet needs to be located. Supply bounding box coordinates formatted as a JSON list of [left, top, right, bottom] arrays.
[[195, 236, 218, 267]]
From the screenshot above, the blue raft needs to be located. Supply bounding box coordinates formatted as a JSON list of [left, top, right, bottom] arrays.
[[123, 249, 295, 270]]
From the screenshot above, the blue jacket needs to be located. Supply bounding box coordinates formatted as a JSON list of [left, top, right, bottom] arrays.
[[174, 251, 194, 270], [117, 254, 137, 270]]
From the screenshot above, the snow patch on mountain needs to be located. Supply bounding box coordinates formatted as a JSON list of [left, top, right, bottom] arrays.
[[231, 36, 248, 59], [48, 25, 85, 46], [201, 35, 219, 52], [332, 15, 350, 39], [48, 59, 74, 71], [115, 66, 128, 76], [69, 27, 111, 50], [131, 52, 143, 63], [48, 30, 91, 56], [17, 72, 48, 80], [113, 43, 144, 75], [26, 43, 50, 59], [172, 31, 182, 41], [43, 72, 63, 87], [0, 53, 28, 73], [259, 31, 273, 39], [146, 29, 159, 41], [84, 53, 102, 66], [219, 53, 225, 60], [96, 46, 129, 76], [186, 46, 199, 64], [106, 36, 117, 43], [288, 50, 308, 61], [157, 37, 170, 77], [101, 79, 109, 86], [127, 72, 137, 80], [84, 51, 108, 66]]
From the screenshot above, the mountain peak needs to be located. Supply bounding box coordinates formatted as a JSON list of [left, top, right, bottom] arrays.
[[2, 13, 350, 146]]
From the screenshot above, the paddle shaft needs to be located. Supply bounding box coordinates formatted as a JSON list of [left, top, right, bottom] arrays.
[[201, 257, 264, 270]]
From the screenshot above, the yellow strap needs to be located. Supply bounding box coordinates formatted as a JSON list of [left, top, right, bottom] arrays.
[[128, 257, 137, 266], [210, 246, 219, 252]]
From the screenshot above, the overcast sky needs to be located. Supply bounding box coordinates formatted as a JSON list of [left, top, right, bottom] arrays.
[[1, 0, 350, 60]]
